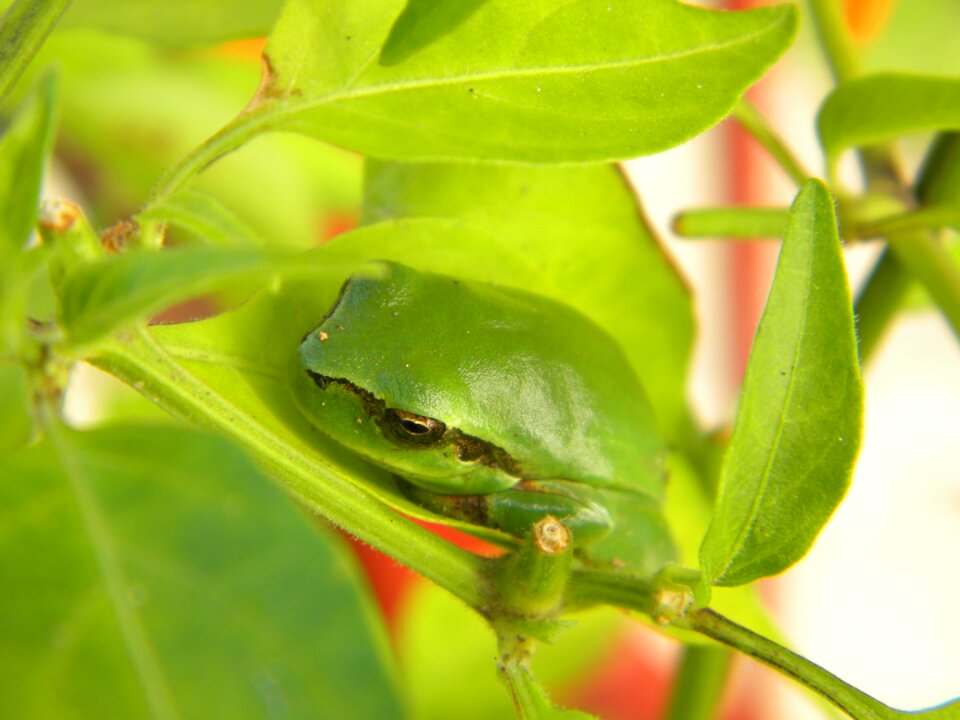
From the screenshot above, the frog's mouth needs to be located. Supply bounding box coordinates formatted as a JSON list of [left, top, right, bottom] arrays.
[[306, 370, 523, 489]]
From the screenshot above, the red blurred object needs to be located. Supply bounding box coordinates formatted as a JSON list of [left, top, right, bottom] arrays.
[[346, 518, 503, 631], [319, 211, 359, 242], [562, 628, 676, 720]]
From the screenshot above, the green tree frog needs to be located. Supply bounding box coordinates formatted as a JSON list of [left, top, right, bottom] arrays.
[[291, 262, 667, 554]]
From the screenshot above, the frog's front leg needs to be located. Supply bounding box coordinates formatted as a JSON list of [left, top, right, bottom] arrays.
[[398, 479, 614, 546]]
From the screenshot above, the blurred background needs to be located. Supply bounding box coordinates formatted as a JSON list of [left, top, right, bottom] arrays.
[[16, 0, 959, 717]]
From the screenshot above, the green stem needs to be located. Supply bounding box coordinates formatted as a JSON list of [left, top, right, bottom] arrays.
[[0, 0, 71, 101], [142, 105, 274, 222], [680, 609, 895, 720], [90, 327, 489, 610], [854, 249, 913, 363], [853, 205, 960, 238], [673, 206, 790, 239], [732, 99, 811, 186], [808, 0, 860, 84], [664, 645, 733, 720], [886, 231, 960, 339], [563, 568, 657, 616]]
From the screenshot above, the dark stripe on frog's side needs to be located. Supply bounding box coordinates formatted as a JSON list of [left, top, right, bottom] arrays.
[[305, 371, 523, 478], [396, 478, 492, 528]]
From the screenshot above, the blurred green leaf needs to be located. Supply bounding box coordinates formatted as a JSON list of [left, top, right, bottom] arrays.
[[818, 73, 960, 168], [0, 0, 69, 101], [918, 132, 960, 205], [260, 0, 796, 161], [0, 423, 403, 718], [58, 246, 276, 349], [673, 207, 790, 239], [699, 180, 863, 587], [0, 72, 57, 256], [363, 161, 694, 445], [24, 30, 359, 247], [861, 0, 960, 76], [137, 189, 264, 247], [0, 73, 57, 355], [60, 0, 284, 46]]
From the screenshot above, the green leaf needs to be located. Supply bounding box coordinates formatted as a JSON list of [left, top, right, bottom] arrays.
[[57, 247, 280, 349], [0, 423, 403, 718], [257, 0, 796, 161], [673, 207, 790, 239], [136, 189, 264, 247], [59, 0, 285, 46], [362, 160, 694, 445], [0, 72, 58, 257], [818, 73, 960, 169], [0, 73, 57, 355], [0, 0, 69, 101], [379, 0, 490, 66], [699, 179, 863, 587]]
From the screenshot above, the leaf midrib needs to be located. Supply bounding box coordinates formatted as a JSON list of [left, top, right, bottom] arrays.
[[276, 19, 782, 108], [50, 423, 180, 720], [717, 237, 817, 583]]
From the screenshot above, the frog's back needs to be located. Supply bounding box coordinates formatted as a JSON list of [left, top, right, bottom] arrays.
[[309, 263, 665, 498]]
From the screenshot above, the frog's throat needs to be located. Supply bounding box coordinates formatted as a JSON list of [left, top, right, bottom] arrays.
[[306, 371, 523, 479]]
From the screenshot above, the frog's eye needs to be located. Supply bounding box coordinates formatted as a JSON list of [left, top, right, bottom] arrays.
[[382, 409, 446, 447]]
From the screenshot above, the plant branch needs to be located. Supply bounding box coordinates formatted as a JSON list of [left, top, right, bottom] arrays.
[[143, 105, 275, 213], [732, 98, 811, 186], [808, 0, 860, 85], [885, 231, 960, 339], [674, 206, 790, 239], [854, 249, 913, 362], [680, 608, 895, 720], [90, 328, 490, 610]]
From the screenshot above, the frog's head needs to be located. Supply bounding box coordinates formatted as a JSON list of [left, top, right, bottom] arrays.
[[292, 321, 523, 496]]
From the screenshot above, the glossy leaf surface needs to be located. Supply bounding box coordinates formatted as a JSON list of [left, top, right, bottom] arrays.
[[818, 73, 960, 167], [0, 424, 402, 719], [700, 180, 863, 587], [258, 0, 796, 161]]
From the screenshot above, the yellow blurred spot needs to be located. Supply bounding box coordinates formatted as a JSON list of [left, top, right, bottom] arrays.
[[845, 0, 896, 43]]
